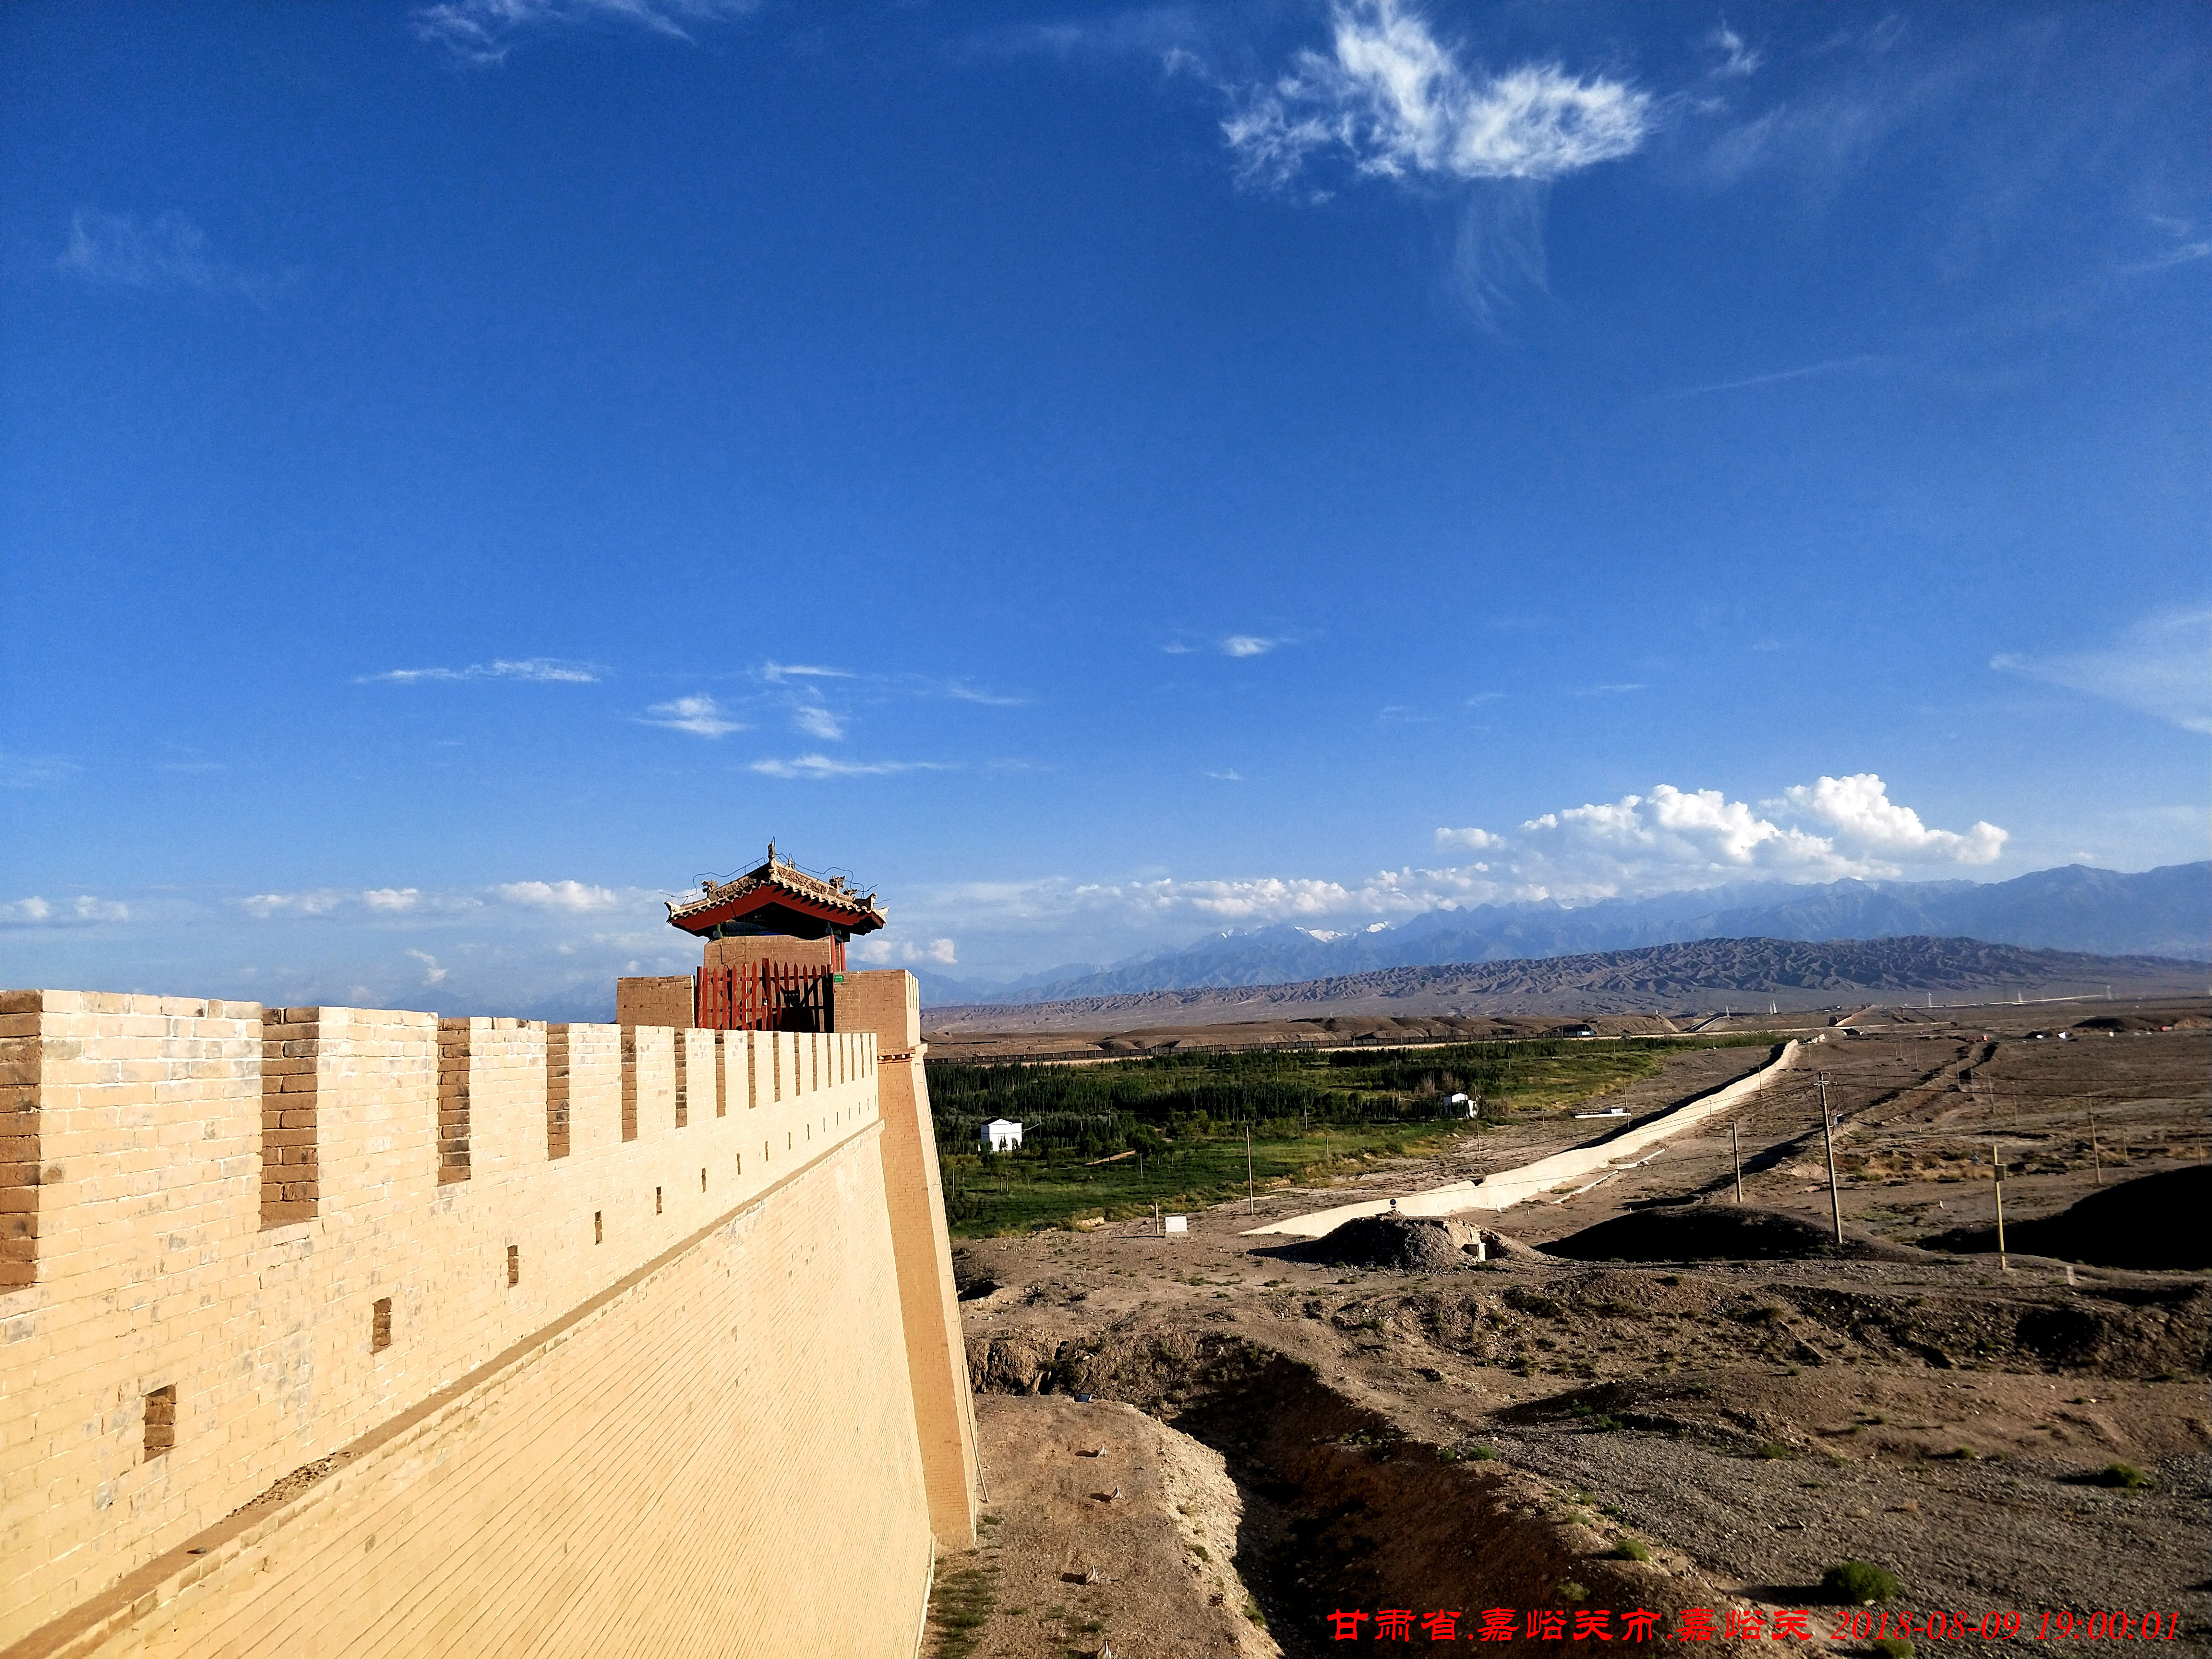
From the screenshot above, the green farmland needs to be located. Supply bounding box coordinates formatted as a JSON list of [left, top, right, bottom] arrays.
[[927, 1035, 1773, 1237]]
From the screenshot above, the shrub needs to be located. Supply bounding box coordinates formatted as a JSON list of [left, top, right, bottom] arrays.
[[1467, 1444, 1498, 1460], [1873, 1639, 1915, 1659], [1821, 1560, 1899, 1605], [1757, 1443, 1794, 1460], [1557, 1582, 1588, 1602], [1615, 1538, 1652, 1563], [2093, 1462, 2150, 1489]]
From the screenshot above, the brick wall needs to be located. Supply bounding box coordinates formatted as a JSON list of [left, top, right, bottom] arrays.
[[0, 991, 931, 1658]]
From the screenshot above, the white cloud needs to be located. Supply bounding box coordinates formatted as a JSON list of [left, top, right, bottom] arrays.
[[1708, 23, 1759, 78], [238, 890, 346, 919], [362, 888, 421, 912], [58, 209, 259, 296], [495, 879, 623, 912], [760, 661, 852, 682], [411, 0, 755, 65], [641, 694, 744, 737], [939, 681, 1027, 707], [749, 754, 950, 779], [792, 703, 846, 741], [853, 936, 960, 967], [361, 658, 600, 685], [0, 753, 78, 788], [406, 949, 449, 986], [1779, 774, 2006, 865], [1225, 1, 1651, 188], [1222, 635, 1277, 657], [915, 774, 2009, 938], [1993, 609, 2212, 735], [2, 894, 132, 926]]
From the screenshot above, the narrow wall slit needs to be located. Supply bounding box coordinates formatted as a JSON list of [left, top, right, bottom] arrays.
[[142, 1386, 176, 1461], [435, 1019, 472, 1184], [507, 1244, 519, 1287]]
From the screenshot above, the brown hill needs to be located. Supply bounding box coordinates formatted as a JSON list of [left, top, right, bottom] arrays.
[[925, 934, 2206, 1034]]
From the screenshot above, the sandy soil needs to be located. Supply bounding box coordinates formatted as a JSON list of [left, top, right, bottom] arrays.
[[935, 999, 2211, 1658]]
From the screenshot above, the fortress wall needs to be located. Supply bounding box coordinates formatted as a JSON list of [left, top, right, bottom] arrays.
[[842, 971, 980, 1550], [29, 1129, 933, 1659], [0, 993, 896, 1654]]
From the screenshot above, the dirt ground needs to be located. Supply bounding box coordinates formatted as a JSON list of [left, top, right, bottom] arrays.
[[926, 998, 2212, 1659]]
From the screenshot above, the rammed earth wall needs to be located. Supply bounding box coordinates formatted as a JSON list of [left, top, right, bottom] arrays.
[[0, 978, 972, 1659]]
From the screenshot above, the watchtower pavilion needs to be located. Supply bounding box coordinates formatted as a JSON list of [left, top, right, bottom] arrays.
[[615, 844, 886, 1033]]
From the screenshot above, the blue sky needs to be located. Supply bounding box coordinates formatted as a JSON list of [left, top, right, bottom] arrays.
[[3, 0, 2206, 1012]]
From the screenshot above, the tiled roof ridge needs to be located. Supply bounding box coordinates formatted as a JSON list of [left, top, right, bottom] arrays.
[[667, 852, 882, 925]]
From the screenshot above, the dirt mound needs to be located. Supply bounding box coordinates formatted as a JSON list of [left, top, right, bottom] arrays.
[[1919, 1165, 2212, 1269], [1296, 1214, 1489, 1272], [1543, 1202, 1917, 1263]]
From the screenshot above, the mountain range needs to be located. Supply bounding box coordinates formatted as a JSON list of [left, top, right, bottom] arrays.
[[921, 934, 2211, 1030], [916, 860, 2210, 1007]]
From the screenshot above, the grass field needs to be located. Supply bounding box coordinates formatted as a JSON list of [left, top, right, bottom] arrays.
[[927, 1035, 1773, 1236]]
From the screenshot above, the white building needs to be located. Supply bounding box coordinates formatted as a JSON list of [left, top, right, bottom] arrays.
[[981, 1118, 1023, 1154]]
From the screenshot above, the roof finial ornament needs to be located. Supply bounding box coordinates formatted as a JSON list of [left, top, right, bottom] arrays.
[[767, 839, 777, 866]]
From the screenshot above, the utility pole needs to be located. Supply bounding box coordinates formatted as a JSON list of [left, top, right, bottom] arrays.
[[1818, 1073, 1844, 1247], [1731, 1120, 1744, 1204], [1993, 1141, 2009, 1272], [2088, 1103, 2102, 1187], [1245, 1122, 1255, 1213]]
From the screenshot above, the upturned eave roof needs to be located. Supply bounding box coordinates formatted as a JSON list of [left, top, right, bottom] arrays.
[[666, 850, 886, 938]]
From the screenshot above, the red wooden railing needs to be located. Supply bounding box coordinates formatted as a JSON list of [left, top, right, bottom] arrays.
[[695, 961, 838, 1032]]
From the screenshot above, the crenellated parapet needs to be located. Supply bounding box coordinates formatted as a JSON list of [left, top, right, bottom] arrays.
[[0, 989, 885, 1652]]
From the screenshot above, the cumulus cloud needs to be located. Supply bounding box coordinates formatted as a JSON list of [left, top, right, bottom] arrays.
[[853, 936, 959, 966], [495, 879, 623, 911], [1993, 609, 2212, 735], [362, 888, 421, 912], [1780, 774, 2006, 865], [640, 694, 744, 737], [1224, 1, 1651, 187], [58, 209, 260, 296], [235, 887, 483, 920], [925, 774, 2009, 937], [749, 754, 950, 779], [411, 0, 755, 65], [1, 895, 130, 925], [361, 658, 600, 685]]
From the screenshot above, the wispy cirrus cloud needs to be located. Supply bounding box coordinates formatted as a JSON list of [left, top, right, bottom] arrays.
[[1707, 22, 1760, 79], [1994, 609, 2212, 735], [1222, 635, 1280, 657], [58, 209, 265, 298], [411, 0, 757, 66], [0, 752, 80, 788], [360, 657, 601, 685], [750, 754, 951, 780], [1659, 355, 1887, 400], [1223, 1, 1651, 189], [640, 694, 745, 737], [792, 702, 846, 741], [760, 661, 853, 683]]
